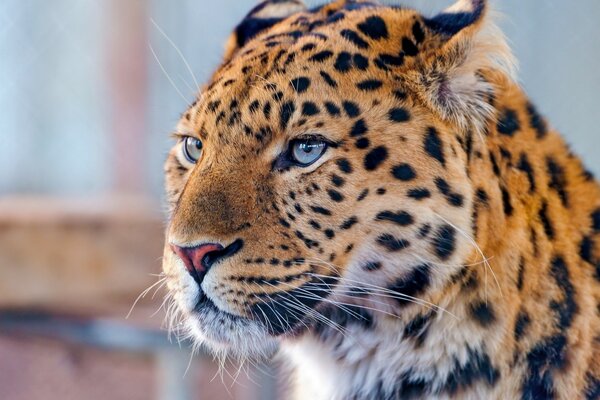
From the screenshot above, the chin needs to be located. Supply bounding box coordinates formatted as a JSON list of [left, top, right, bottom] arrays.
[[183, 295, 279, 359]]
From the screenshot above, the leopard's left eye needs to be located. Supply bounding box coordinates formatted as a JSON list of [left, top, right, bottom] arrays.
[[182, 136, 203, 164], [290, 139, 328, 167]]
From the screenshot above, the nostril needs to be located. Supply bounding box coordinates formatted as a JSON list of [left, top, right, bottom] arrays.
[[170, 243, 224, 284]]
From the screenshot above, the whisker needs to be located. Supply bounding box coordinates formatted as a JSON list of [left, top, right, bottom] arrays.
[[149, 43, 189, 104], [151, 18, 200, 90]]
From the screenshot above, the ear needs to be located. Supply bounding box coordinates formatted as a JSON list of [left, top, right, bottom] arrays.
[[224, 0, 306, 60], [406, 0, 516, 134]]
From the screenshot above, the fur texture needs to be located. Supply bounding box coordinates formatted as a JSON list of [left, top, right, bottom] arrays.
[[162, 1, 600, 399]]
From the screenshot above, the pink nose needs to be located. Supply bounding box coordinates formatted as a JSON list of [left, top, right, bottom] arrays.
[[170, 243, 224, 283]]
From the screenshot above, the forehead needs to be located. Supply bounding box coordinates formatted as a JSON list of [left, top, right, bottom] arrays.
[[181, 5, 425, 142]]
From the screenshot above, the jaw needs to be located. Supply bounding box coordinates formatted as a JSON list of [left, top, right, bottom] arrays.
[[184, 298, 280, 359]]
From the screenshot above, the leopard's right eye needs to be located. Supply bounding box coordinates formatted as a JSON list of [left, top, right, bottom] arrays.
[[182, 136, 203, 164]]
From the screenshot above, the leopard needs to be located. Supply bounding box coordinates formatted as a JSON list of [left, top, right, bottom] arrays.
[[161, 0, 600, 398]]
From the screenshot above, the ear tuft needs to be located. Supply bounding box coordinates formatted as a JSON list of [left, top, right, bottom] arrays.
[[424, 0, 486, 36], [235, 0, 306, 47]]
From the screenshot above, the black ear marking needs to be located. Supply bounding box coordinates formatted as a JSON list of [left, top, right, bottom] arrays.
[[424, 0, 486, 36], [235, 0, 306, 47]]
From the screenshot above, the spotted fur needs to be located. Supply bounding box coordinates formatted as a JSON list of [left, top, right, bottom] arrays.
[[162, 1, 600, 399]]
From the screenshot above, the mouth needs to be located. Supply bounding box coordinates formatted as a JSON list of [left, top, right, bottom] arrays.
[[248, 274, 339, 336], [189, 293, 279, 357]]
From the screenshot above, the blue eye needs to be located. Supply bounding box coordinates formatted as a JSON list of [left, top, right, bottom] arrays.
[[182, 137, 203, 163], [291, 139, 328, 166]]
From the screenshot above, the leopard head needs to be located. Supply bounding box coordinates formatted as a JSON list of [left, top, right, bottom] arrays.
[[162, 0, 513, 358]]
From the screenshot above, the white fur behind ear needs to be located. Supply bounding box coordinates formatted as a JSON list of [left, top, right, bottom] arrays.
[[414, 10, 517, 135], [444, 13, 516, 133]]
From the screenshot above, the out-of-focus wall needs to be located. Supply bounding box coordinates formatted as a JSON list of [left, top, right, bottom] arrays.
[[2, 0, 599, 198]]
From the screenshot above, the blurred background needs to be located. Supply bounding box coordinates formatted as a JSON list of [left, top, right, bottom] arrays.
[[0, 0, 599, 399]]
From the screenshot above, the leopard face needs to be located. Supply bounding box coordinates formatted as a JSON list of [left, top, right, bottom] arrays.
[[162, 0, 504, 357]]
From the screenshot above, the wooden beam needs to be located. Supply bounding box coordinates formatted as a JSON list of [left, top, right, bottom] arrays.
[[0, 196, 165, 317]]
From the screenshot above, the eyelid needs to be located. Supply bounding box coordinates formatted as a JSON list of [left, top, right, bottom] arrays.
[[292, 134, 341, 148], [170, 132, 189, 141], [171, 132, 205, 141]]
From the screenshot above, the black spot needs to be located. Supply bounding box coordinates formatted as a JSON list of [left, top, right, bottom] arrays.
[[521, 335, 568, 400], [377, 234, 410, 252], [357, 79, 383, 91], [592, 209, 600, 232], [290, 77, 310, 93], [336, 158, 353, 174], [517, 257, 525, 291], [407, 188, 431, 200], [376, 53, 404, 68], [324, 229, 335, 239], [310, 206, 332, 216], [342, 101, 361, 118], [350, 119, 368, 137], [517, 153, 536, 193], [527, 103, 547, 139], [489, 151, 501, 176], [549, 256, 578, 331], [412, 21, 425, 43], [301, 102, 319, 116], [331, 174, 345, 187], [301, 43, 316, 52], [263, 102, 272, 119], [355, 137, 370, 149], [584, 374, 600, 400], [279, 101, 295, 130], [476, 188, 489, 206], [357, 16, 388, 40], [340, 216, 358, 230], [324, 101, 341, 116], [392, 164, 416, 181], [546, 157, 569, 207], [432, 224, 456, 260], [364, 146, 388, 171], [393, 90, 408, 101], [424, 127, 445, 166], [388, 108, 411, 122], [376, 210, 414, 226], [389, 264, 431, 306], [334, 51, 352, 72], [353, 53, 369, 70], [580, 236, 594, 264], [403, 313, 432, 347], [320, 71, 338, 88], [497, 108, 520, 136], [469, 301, 496, 327], [435, 178, 464, 207], [402, 37, 418, 56], [514, 311, 531, 341], [309, 50, 334, 62], [340, 29, 369, 49], [207, 100, 221, 113], [501, 186, 514, 216], [437, 349, 500, 395], [357, 189, 369, 201], [539, 201, 554, 240], [279, 218, 291, 228], [364, 261, 382, 271], [327, 189, 344, 203]]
